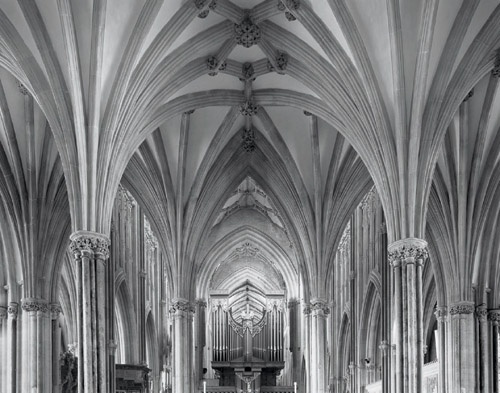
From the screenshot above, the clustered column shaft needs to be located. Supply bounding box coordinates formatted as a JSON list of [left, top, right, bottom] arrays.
[[388, 238, 428, 393], [70, 230, 110, 393], [170, 298, 195, 393], [305, 299, 330, 393]]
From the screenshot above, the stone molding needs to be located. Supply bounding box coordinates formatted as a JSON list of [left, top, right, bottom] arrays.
[[488, 309, 500, 324], [169, 298, 195, 314], [388, 238, 428, 267], [7, 302, 19, 319], [434, 306, 447, 323], [70, 230, 111, 260], [0, 306, 6, 319], [234, 16, 261, 48], [449, 302, 475, 316], [22, 298, 49, 313]]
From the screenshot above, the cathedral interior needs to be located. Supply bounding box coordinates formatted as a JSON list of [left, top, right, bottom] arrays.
[[0, 0, 500, 392]]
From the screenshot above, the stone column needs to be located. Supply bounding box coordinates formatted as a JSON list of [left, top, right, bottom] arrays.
[[69, 231, 111, 393], [388, 238, 428, 393], [448, 302, 476, 392], [194, 299, 207, 386], [476, 304, 490, 392], [6, 302, 18, 393], [0, 305, 7, 392], [51, 304, 62, 393], [288, 299, 301, 384], [488, 310, 500, 393], [309, 299, 330, 393], [434, 306, 447, 393], [302, 303, 312, 393], [21, 298, 56, 392], [170, 298, 195, 393]]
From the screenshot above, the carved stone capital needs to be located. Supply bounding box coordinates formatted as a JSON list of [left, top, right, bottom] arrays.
[[50, 303, 62, 319], [388, 238, 428, 267], [169, 298, 195, 314], [488, 309, 500, 325], [70, 231, 110, 260], [0, 306, 7, 320], [434, 306, 447, 323], [22, 298, 49, 314], [195, 299, 207, 308], [7, 302, 18, 319], [234, 16, 261, 48], [476, 305, 488, 322], [303, 303, 311, 315], [287, 298, 300, 308], [449, 301, 475, 316], [310, 298, 330, 315]]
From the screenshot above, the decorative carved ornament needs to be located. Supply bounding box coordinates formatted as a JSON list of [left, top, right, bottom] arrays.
[[463, 89, 474, 102], [278, 0, 299, 20], [449, 302, 474, 315], [51, 303, 62, 319], [388, 238, 428, 267], [144, 218, 158, 250], [240, 62, 255, 81], [310, 299, 330, 315], [118, 184, 136, 211], [234, 16, 261, 48], [267, 51, 288, 74], [228, 308, 267, 337], [206, 56, 227, 76], [22, 298, 49, 313], [488, 309, 500, 324], [70, 231, 111, 259], [239, 100, 259, 116], [7, 302, 19, 319], [17, 81, 29, 96], [242, 128, 256, 152], [434, 306, 447, 323], [476, 305, 488, 321], [0, 306, 7, 319], [195, 299, 207, 308], [492, 51, 500, 78], [169, 298, 195, 314]]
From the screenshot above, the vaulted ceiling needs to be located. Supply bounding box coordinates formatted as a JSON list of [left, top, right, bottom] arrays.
[[0, 0, 499, 301]]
